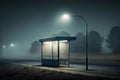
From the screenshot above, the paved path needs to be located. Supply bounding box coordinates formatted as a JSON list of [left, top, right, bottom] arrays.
[[0, 58, 120, 79], [17, 62, 120, 79]]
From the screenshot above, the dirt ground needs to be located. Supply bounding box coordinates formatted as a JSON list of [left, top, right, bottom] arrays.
[[0, 61, 115, 80]]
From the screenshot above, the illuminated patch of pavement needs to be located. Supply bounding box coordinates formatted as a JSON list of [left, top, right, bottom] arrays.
[[16, 63, 120, 79]]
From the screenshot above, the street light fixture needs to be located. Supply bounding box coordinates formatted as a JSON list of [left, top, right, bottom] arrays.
[[3, 45, 6, 48], [10, 43, 14, 47], [61, 13, 89, 70], [61, 14, 70, 21]]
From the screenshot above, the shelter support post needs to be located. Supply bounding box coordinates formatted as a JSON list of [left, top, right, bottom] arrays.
[[52, 41, 53, 60], [58, 41, 60, 65], [68, 40, 70, 67], [41, 42, 43, 63]]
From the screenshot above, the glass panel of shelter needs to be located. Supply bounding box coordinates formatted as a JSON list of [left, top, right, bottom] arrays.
[[42, 40, 69, 65]]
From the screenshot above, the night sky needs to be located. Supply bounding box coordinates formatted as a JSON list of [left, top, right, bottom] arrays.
[[0, 0, 120, 53]]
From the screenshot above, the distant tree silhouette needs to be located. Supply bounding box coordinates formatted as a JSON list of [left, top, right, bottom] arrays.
[[88, 31, 103, 53], [29, 41, 40, 54], [58, 31, 71, 36], [106, 26, 120, 54], [52, 31, 103, 54], [52, 31, 71, 37], [71, 32, 85, 53]]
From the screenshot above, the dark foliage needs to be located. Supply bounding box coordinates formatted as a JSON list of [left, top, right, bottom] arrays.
[[88, 31, 103, 53], [29, 41, 40, 54], [106, 26, 120, 54], [71, 32, 85, 53]]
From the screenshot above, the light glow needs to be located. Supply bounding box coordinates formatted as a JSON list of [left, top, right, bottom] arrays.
[[44, 41, 52, 45], [3, 45, 6, 48], [62, 14, 70, 21], [10, 43, 14, 47], [60, 40, 68, 43]]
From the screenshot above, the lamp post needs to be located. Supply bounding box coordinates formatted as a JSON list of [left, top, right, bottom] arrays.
[[2, 43, 15, 57], [62, 14, 88, 70], [2, 45, 6, 56], [2, 44, 8, 56], [2, 45, 6, 48], [10, 43, 15, 54]]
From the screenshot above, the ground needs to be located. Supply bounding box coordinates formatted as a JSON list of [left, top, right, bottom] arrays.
[[0, 61, 116, 80]]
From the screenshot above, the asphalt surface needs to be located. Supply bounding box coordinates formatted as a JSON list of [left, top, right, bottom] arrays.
[[0, 58, 120, 71], [0, 58, 120, 79]]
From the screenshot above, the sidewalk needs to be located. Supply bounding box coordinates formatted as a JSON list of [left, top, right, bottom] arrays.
[[21, 64, 120, 80], [1, 58, 119, 80]]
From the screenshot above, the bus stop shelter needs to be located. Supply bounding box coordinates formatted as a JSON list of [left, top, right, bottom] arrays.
[[39, 36, 76, 67]]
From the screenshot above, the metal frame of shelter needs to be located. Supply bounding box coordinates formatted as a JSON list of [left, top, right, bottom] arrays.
[[39, 36, 76, 67]]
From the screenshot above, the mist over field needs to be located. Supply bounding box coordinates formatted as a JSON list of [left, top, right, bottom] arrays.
[[0, 0, 120, 69]]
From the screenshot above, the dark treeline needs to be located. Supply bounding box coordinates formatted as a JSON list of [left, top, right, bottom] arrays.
[[70, 31, 103, 54], [29, 41, 40, 54], [30, 26, 120, 54], [106, 26, 120, 54]]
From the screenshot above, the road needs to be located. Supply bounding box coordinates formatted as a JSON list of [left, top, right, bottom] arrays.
[[0, 58, 120, 71], [0, 58, 120, 79]]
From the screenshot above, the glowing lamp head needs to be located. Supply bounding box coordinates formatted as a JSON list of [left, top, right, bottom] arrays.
[[62, 14, 70, 21], [10, 43, 14, 47], [3, 45, 6, 48]]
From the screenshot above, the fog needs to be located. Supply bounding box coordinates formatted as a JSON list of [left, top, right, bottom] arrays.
[[0, 0, 120, 62]]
